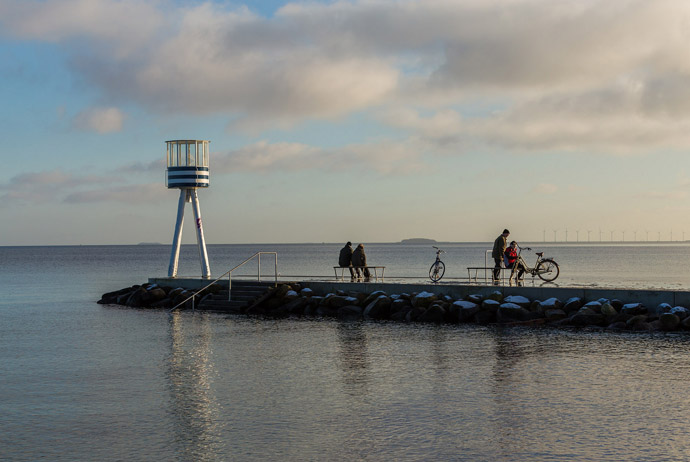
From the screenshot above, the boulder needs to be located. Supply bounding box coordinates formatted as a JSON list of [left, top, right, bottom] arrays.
[[610, 299, 624, 310], [390, 299, 412, 314], [275, 284, 293, 298], [497, 303, 532, 323], [466, 294, 483, 304], [300, 288, 314, 298], [329, 295, 360, 308], [503, 295, 531, 308], [563, 297, 583, 312], [600, 303, 618, 317], [544, 309, 567, 322], [606, 321, 627, 330], [412, 291, 437, 309], [481, 299, 500, 313], [539, 298, 562, 310], [659, 313, 680, 331], [681, 316, 690, 330], [583, 301, 602, 313], [487, 291, 503, 302], [362, 290, 388, 307], [654, 303, 673, 316], [626, 315, 649, 329], [451, 300, 480, 323], [418, 305, 446, 324], [621, 303, 647, 316], [671, 306, 689, 320], [363, 295, 392, 319], [284, 290, 299, 301], [338, 305, 363, 321], [126, 287, 148, 307], [569, 310, 605, 327]]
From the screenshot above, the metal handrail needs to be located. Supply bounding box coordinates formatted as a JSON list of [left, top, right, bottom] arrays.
[[168, 251, 278, 312]]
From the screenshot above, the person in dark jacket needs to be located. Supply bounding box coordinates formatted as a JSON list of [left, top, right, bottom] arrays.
[[492, 229, 510, 284], [352, 244, 370, 280], [338, 242, 355, 279]]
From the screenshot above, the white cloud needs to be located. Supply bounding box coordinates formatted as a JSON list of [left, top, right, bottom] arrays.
[[63, 183, 167, 204], [214, 139, 427, 174], [72, 107, 125, 133], [2, 0, 690, 152]]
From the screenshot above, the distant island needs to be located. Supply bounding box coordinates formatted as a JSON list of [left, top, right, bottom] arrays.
[[137, 242, 164, 245], [400, 238, 437, 244]]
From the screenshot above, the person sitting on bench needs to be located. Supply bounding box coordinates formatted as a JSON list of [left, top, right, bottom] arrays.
[[352, 244, 370, 280], [504, 241, 525, 282]]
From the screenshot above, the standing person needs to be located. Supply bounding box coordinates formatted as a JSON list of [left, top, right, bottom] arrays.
[[504, 241, 525, 284], [492, 229, 510, 284], [338, 241, 355, 280], [352, 244, 370, 280]]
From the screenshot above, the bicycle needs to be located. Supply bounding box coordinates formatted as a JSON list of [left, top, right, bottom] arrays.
[[510, 245, 560, 283], [429, 246, 445, 282]]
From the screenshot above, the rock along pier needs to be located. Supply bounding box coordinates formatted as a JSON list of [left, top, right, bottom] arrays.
[[96, 278, 690, 333]]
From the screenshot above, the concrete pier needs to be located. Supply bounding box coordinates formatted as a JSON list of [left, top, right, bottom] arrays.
[[149, 277, 690, 308]]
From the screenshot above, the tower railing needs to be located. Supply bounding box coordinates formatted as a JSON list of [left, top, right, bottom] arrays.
[[168, 252, 278, 312]]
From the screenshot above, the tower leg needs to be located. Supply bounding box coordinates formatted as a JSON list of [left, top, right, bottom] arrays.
[[191, 189, 211, 278], [168, 189, 187, 277]]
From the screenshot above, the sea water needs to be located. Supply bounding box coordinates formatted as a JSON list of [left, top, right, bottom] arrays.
[[2, 244, 690, 461]]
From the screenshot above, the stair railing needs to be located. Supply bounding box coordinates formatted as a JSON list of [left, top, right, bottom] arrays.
[[168, 251, 278, 312], [227, 252, 278, 301]]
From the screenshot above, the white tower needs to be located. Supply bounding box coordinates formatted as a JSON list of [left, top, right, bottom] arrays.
[[166, 140, 211, 278]]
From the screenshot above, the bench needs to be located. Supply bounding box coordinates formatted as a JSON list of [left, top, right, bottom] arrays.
[[334, 266, 385, 281]]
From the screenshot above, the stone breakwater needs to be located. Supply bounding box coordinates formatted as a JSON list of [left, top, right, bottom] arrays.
[[100, 282, 690, 332], [97, 282, 222, 309]]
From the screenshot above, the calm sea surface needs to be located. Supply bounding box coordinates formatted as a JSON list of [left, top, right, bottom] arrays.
[[2, 243, 690, 461]]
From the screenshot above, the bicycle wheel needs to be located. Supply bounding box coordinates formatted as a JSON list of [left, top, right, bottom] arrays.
[[536, 259, 559, 282], [429, 261, 445, 282]]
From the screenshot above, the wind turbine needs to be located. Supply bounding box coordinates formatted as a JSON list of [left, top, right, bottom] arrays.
[[599, 228, 603, 242], [621, 230, 625, 242], [543, 229, 546, 242], [576, 229, 580, 242], [610, 230, 614, 241], [553, 229, 558, 242], [633, 230, 637, 242], [587, 230, 592, 242], [565, 228, 568, 242]]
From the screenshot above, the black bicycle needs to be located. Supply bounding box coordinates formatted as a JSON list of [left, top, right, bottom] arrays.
[[429, 246, 445, 282]]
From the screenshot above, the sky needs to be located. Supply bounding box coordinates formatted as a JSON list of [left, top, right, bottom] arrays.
[[1, 0, 690, 245]]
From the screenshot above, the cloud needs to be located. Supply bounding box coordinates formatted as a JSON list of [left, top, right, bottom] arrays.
[[0, 170, 114, 202], [213, 139, 427, 175], [72, 106, 125, 133], [2, 0, 690, 152], [64, 183, 168, 204], [0, 168, 165, 205]]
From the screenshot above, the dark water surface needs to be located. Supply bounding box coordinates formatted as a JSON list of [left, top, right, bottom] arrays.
[[2, 244, 690, 461]]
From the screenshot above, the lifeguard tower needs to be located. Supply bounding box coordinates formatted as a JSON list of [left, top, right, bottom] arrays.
[[166, 140, 211, 279]]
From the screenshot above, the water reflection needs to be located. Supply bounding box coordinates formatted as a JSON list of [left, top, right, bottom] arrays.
[[336, 322, 370, 396], [166, 312, 222, 461]]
